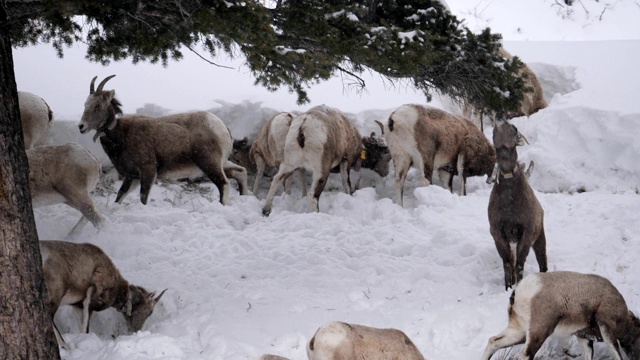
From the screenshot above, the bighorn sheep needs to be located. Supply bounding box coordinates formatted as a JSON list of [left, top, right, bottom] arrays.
[[261, 105, 391, 215], [78, 75, 248, 206], [28, 143, 103, 239], [481, 271, 640, 360], [40, 240, 166, 348], [19, 91, 54, 149], [258, 355, 290, 360], [231, 112, 307, 196], [488, 119, 547, 290], [307, 321, 425, 360], [464, 48, 547, 129], [376, 104, 495, 206]]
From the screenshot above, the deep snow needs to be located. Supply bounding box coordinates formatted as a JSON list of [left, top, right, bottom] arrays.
[[24, 1, 640, 359]]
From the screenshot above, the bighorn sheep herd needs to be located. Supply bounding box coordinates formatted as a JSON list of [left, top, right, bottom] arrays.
[[24, 60, 637, 360]]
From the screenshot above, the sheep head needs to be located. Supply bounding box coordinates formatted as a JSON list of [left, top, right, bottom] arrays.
[[361, 132, 391, 177], [79, 75, 123, 141], [121, 285, 166, 333], [492, 119, 528, 176]]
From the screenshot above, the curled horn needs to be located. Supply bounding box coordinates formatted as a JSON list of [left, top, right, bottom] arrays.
[[89, 76, 98, 94], [374, 120, 385, 135], [516, 130, 529, 146], [96, 75, 116, 93], [153, 289, 168, 304]]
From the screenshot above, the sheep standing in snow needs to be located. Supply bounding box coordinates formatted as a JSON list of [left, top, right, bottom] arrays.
[[78, 75, 248, 205], [19, 91, 53, 149], [376, 104, 495, 206], [41, 240, 166, 348], [488, 119, 547, 290], [307, 321, 425, 360], [231, 112, 307, 197], [28, 143, 103, 239], [261, 105, 391, 215], [481, 271, 640, 360]]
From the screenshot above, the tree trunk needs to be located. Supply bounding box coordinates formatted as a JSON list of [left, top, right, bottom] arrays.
[[0, 6, 61, 360]]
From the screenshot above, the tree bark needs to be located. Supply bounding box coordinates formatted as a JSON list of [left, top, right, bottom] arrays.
[[0, 6, 61, 360]]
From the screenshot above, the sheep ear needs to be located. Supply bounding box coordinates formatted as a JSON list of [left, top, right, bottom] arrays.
[[370, 131, 376, 137]]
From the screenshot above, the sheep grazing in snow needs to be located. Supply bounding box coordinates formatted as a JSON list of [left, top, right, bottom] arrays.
[[464, 48, 547, 129], [261, 105, 391, 215], [19, 91, 54, 149], [376, 104, 495, 206], [28, 143, 104, 239], [307, 321, 425, 360], [40, 240, 166, 348], [481, 271, 640, 360], [231, 112, 307, 196], [78, 75, 248, 205], [488, 119, 547, 290]]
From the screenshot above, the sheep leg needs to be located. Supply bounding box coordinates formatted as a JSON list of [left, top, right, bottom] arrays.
[[253, 157, 266, 195], [116, 176, 137, 204], [81, 285, 95, 333], [138, 166, 158, 205], [492, 227, 516, 290], [596, 321, 624, 360], [310, 168, 331, 213], [194, 158, 229, 205], [532, 229, 548, 273], [480, 326, 526, 360], [339, 160, 352, 195], [299, 168, 308, 197], [52, 321, 68, 349], [437, 169, 454, 193], [457, 153, 466, 196], [515, 239, 534, 285], [262, 164, 295, 216], [58, 185, 103, 239], [223, 160, 249, 196], [577, 337, 594, 360], [521, 316, 558, 360], [392, 155, 411, 206]]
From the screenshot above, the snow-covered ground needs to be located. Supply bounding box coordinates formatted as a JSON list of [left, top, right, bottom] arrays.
[[27, 1, 640, 359]]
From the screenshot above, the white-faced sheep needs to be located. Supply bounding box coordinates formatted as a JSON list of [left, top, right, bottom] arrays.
[[481, 271, 640, 360], [376, 104, 495, 206], [488, 119, 546, 290], [40, 240, 166, 348], [231, 112, 307, 197], [307, 321, 425, 360], [464, 48, 547, 129], [261, 105, 391, 215], [78, 75, 248, 205], [19, 91, 53, 149], [28, 143, 103, 239]]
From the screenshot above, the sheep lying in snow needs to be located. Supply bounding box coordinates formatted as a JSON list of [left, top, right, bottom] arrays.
[[463, 48, 547, 129], [231, 112, 307, 196], [41, 240, 166, 348], [307, 321, 425, 360], [28, 143, 103, 239], [78, 75, 248, 205], [481, 271, 640, 360], [261, 105, 391, 215], [376, 104, 495, 206], [19, 91, 53, 149]]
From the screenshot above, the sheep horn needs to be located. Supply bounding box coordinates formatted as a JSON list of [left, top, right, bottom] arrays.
[[153, 289, 168, 304], [96, 75, 116, 93], [374, 120, 385, 135], [90, 76, 98, 94]]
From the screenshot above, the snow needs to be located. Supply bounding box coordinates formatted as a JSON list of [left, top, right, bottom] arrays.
[[28, 1, 640, 360]]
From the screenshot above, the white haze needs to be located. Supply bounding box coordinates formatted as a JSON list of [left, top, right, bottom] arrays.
[[20, 0, 640, 359]]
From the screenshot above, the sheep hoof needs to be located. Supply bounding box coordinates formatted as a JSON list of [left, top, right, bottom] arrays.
[[262, 208, 271, 217]]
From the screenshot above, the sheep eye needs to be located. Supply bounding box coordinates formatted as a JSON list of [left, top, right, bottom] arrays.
[[94, 105, 101, 111]]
